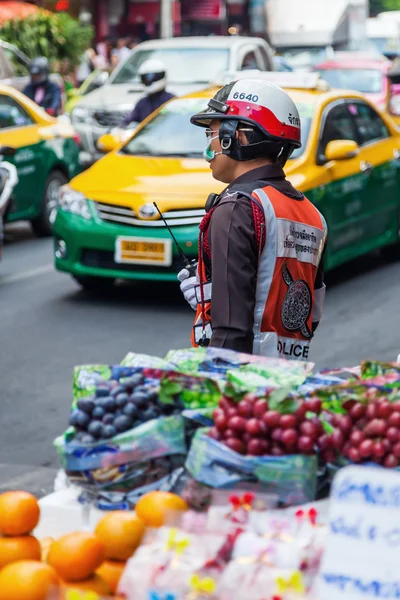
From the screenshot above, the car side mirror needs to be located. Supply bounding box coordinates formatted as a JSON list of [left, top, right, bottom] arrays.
[[97, 133, 121, 153], [325, 139, 359, 161], [0, 145, 17, 156]]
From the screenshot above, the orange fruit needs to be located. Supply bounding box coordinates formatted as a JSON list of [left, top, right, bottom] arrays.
[[96, 560, 125, 594], [0, 535, 41, 569], [0, 560, 59, 600], [39, 537, 54, 562], [47, 532, 105, 582], [135, 491, 188, 527], [61, 574, 110, 595], [0, 491, 40, 536], [95, 511, 145, 561]]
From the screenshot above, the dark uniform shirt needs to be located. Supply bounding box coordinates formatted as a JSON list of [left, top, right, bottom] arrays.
[[207, 164, 325, 354], [23, 81, 62, 115], [121, 90, 175, 127]]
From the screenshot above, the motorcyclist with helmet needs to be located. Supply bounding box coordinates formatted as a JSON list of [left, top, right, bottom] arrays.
[[121, 59, 175, 127], [178, 78, 327, 360], [23, 57, 62, 117]]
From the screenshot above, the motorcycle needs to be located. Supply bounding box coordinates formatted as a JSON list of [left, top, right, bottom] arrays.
[[0, 146, 18, 261]]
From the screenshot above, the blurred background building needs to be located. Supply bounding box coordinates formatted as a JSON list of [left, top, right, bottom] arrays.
[[17, 0, 400, 61], [25, 0, 266, 40]]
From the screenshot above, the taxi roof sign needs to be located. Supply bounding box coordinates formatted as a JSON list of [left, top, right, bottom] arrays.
[[214, 70, 330, 91]]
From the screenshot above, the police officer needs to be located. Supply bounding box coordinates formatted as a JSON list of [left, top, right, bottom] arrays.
[[178, 78, 327, 361], [23, 57, 62, 117], [121, 59, 175, 127]]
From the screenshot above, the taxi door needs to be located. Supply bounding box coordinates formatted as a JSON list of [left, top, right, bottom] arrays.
[[315, 101, 370, 268], [0, 94, 45, 219], [346, 100, 400, 251]]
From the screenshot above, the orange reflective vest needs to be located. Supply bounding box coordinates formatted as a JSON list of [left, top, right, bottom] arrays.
[[191, 184, 327, 360]]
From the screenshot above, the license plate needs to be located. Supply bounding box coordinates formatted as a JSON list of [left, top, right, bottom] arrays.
[[115, 236, 172, 266]]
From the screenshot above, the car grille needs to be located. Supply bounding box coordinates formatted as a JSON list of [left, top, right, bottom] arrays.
[[81, 249, 185, 273], [93, 110, 128, 128], [94, 201, 205, 227]]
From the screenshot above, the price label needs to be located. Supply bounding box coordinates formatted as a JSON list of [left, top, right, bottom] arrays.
[[317, 465, 400, 599]]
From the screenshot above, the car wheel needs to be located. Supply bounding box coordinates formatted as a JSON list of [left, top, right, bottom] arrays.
[[73, 276, 116, 292], [381, 216, 400, 260], [381, 243, 400, 260], [31, 170, 68, 237]]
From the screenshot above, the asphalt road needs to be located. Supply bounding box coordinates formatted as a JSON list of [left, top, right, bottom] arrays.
[[1, 223, 399, 496]]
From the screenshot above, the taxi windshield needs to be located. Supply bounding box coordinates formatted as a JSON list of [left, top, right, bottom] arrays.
[[122, 97, 314, 159], [318, 68, 383, 94], [122, 98, 209, 158], [111, 48, 230, 85]]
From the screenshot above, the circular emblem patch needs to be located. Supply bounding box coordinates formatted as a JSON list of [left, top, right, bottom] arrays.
[[281, 280, 311, 332], [281, 263, 312, 339], [138, 203, 158, 219]]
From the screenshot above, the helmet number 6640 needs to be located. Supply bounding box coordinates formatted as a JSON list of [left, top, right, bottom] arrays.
[[233, 92, 259, 102]]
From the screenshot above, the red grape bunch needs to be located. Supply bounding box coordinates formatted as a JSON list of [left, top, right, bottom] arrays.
[[208, 393, 325, 457], [337, 397, 400, 468]]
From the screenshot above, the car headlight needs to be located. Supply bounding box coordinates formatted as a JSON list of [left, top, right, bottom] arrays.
[[72, 106, 92, 124], [59, 185, 91, 220]]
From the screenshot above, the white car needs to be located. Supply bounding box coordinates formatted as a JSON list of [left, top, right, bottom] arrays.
[[71, 36, 275, 166]]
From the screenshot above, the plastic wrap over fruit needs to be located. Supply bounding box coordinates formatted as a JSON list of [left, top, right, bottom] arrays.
[[54, 415, 187, 509], [361, 360, 400, 383], [239, 506, 328, 586], [297, 373, 357, 396], [165, 347, 313, 385], [55, 414, 186, 471], [74, 463, 187, 510], [205, 489, 278, 534], [73, 364, 115, 402], [314, 379, 400, 413], [185, 430, 318, 506], [120, 352, 175, 369], [117, 526, 226, 600], [218, 561, 306, 600], [72, 364, 172, 405]]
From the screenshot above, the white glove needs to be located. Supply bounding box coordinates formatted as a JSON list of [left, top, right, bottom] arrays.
[[178, 268, 198, 310]]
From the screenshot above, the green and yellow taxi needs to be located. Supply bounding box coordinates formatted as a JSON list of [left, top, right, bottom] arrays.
[[53, 72, 400, 290], [0, 85, 81, 236]]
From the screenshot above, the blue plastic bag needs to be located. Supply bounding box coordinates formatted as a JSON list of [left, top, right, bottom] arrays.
[[186, 429, 317, 506]]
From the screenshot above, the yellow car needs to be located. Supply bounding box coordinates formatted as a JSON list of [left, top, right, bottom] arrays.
[[53, 72, 400, 290], [0, 85, 81, 236]]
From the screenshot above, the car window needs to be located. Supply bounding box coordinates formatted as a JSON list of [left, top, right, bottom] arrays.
[[111, 48, 230, 85], [122, 95, 315, 161], [319, 103, 358, 156], [0, 95, 34, 129], [348, 101, 389, 145], [241, 51, 258, 70], [289, 101, 317, 160], [0, 48, 13, 80], [2, 48, 29, 77], [258, 46, 272, 70], [122, 97, 207, 157], [318, 68, 383, 94]]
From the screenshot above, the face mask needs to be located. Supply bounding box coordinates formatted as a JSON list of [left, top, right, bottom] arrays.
[[203, 134, 223, 163]]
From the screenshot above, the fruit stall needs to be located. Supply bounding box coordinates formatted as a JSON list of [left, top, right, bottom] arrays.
[[2, 347, 400, 599]]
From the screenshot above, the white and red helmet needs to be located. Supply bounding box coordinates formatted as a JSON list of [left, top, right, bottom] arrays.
[[191, 79, 301, 163]]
